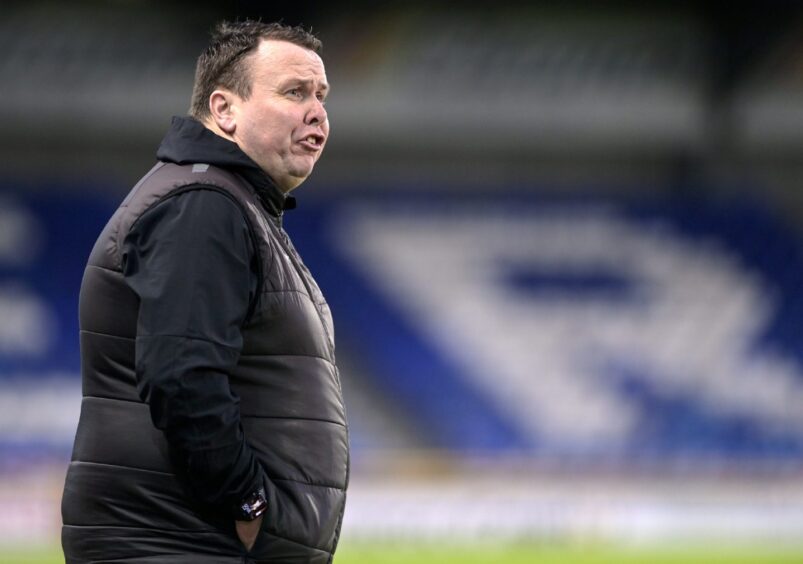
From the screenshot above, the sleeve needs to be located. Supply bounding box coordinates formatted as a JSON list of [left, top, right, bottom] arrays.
[[121, 187, 264, 518]]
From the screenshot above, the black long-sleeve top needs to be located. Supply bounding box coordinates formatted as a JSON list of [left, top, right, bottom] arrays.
[[122, 187, 264, 517]]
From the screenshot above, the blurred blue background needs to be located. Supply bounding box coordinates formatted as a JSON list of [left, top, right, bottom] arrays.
[[1, 0, 802, 553]]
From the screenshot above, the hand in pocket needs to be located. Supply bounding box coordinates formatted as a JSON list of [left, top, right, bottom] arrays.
[[235, 515, 264, 551]]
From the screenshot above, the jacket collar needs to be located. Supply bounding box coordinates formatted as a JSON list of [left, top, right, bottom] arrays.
[[156, 116, 295, 217]]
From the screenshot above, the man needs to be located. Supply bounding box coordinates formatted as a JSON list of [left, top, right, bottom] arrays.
[[61, 20, 349, 564]]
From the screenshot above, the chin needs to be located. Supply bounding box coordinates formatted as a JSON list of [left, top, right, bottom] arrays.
[[281, 173, 309, 192], [290, 165, 315, 182]]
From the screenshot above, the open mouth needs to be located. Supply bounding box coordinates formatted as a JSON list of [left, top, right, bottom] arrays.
[[299, 134, 324, 150]]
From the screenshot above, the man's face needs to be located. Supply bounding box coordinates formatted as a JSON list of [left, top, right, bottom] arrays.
[[232, 40, 330, 192]]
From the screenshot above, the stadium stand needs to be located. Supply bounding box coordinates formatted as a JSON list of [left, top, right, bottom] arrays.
[[3, 190, 800, 463], [292, 196, 803, 462]]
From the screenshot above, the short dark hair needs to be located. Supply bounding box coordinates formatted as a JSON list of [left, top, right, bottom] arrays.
[[189, 20, 322, 120]]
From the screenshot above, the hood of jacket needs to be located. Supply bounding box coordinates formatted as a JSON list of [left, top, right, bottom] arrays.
[[156, 115, 296, 217]]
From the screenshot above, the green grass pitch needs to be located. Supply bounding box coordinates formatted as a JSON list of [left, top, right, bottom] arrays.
[[6, 542, 803, 563]]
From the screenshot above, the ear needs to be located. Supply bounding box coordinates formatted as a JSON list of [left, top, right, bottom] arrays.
[[208, 89, 238, 135]]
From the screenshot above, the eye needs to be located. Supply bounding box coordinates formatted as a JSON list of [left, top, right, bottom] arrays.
[[287, 88, 302, 99], [316, 93, 327, 105]]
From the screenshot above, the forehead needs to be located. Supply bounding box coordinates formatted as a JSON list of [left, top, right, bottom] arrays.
[[249, 39, 327, 85]]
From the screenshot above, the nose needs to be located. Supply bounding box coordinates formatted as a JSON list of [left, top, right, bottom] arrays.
[[305, 97, 327, 126]]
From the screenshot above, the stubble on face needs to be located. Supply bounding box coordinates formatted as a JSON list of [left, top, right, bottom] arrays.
[[233, 40, 330, 193]]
